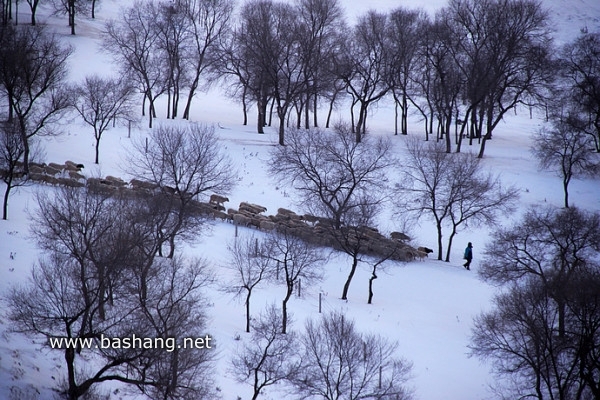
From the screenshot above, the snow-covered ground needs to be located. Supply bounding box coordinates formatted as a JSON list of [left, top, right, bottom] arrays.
[[1, 0, 599, 399]]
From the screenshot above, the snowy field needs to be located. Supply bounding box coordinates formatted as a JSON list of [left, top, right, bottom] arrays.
[[1, 0, 599, 399]]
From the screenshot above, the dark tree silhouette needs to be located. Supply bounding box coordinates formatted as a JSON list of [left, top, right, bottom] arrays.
[[73, 74, 135, 164]]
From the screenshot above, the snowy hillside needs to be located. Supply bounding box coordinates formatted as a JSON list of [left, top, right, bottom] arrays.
[[0, 0, 599, 399]]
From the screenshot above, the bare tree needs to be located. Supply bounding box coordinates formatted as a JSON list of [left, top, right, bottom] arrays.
[[103, 1, 168, 128], [561, 31, 600, 152], [397, 138, 519, 262], [127, 256, 217, 400], [181, 0, 234, 120], [0, 25, 72, 173], [13, 186, 217, 400], [25, 0, 41, 25], [478, 206, 600, 338], [471, 272, 600, 400], [73, 74, 135, 164], [223, 234, 274, 333], [265, 229, 324, 334], [233, 0, 306, 144], [532, 118, 598, 208], [335, 11, 392, 141], [128, 123, 236, 257], [291, 311, 413, 400], [441, 0, 554, 157], [31, 187, 139, 320], [471, 206, 600, 399], [295, 0, 345, 129], [50, 0, 91, 34], [6, 253, 216, 400], [0, 120, 28, 220], [269, 124, 392, 299], [230, 304, 300, 400], [269, 124, 392, 229], [421, 15, 463, 151], [387, 7, 427, 136]]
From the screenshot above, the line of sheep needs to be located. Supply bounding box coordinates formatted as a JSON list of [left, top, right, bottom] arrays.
[[19, 163, 427, 262]]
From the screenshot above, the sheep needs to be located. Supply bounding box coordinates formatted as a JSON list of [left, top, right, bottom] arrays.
[[417, 246, 434, 256], [57, 177, 85, 188], [48, 162, 65, 171], [43, 165, 61, 176], [209, 194, 229, 207], [259, 220, 276, 231], [69, 171, 85, 181], [239, 202, 267, 215], [64, 161, 84, 171], [232, 213, 251, 226], [130, 179, 158, 191], [29, 165, 44, 175], [391, 231, 411, 241], [105, 176, 127, 187]]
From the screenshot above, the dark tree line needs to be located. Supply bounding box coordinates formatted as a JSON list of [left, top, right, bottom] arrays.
[[7, 187, 218, 400], [220, 0, 556, 153], [0, 0, 100, 32], [471, 206, 600, 399], [4, 121, 235, 399], [103, 0, 233, 128]]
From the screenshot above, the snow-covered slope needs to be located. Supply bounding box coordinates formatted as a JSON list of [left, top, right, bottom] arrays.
[[0, 0, 599, 399]]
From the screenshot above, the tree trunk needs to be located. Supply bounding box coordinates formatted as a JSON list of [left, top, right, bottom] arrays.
[[368, 268, 377, 304], [445, 227, 457, 262], [257, 99, 265, 134], [563, 175, 570, 208], [241, 86, 248, 125], [326, 92, 337, 129], [3, 179, 11, 220], [341, 255, 359, 300], [95, 136, 100, 164], [313, 92, 318, 128], [436, 220, 443, 261], [394, 99, 399, 135], [65, 346, 78, 400], [69, 0, 76, 35], [245, 291, 251, 333], [401, 92, 408, 135], [282, 283, 293, 334]]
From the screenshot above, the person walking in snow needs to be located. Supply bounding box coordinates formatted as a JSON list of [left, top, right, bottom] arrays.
[[463, 242, 473, 270]]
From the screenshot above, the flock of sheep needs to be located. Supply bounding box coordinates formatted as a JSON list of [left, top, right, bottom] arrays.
[[19, 162, 426, 262]]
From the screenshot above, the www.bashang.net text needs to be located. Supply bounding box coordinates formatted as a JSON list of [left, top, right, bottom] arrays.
[[48, 334, 212, 353]]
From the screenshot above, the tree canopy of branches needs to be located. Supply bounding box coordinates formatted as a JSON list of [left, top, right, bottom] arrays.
[[230, 304, 300, 400], [0, 24, 72, 173], [561, 30, 600, 152], [0, 120, 35, 220], [291, 311, 413, 400], [532, 118, 598, 208], [335, 11, 392, 141], [229, 0, 303, 144], [397, 138, 519, 261], [73, 74, 135, 164], [103, 1, 168, 128], [264, 229, 325, 334], [51, 0, 92, 35], [269, 124, 393, 299], [128, 123, 236, 257], [223, 234, 273, 332], [387, 7, 427, 136], [438, 0, 554, 157], [220, 0, 345, 138], [9, 186, 217, 400], [472, 206, 600, 399], [104, 0, 233, 127]]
